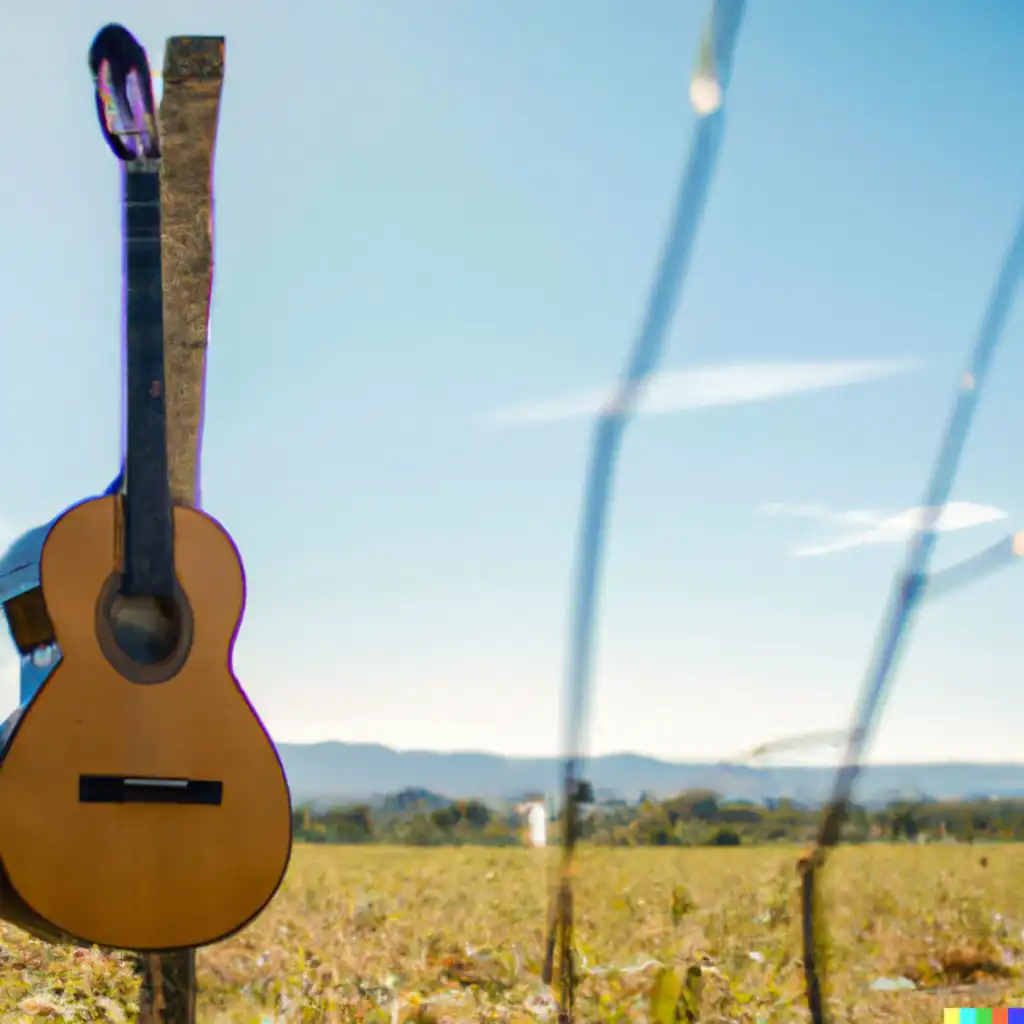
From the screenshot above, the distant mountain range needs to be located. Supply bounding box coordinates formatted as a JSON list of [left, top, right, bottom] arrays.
[[276, 742, 1024, 808]]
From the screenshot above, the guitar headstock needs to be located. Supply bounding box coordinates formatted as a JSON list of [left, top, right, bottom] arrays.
[[89, 24, 161, 162]]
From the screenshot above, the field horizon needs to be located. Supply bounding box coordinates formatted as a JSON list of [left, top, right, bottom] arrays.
[[277, 741, 1024, 807]]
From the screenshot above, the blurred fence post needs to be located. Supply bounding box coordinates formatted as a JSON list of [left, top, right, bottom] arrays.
[[136, 33, 225, 1024]]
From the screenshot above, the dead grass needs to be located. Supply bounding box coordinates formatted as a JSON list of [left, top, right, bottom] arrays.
[[0, 843, 1022, 1021]]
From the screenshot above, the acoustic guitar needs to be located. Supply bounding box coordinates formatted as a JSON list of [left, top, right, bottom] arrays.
[[0, 24, 292, 952]]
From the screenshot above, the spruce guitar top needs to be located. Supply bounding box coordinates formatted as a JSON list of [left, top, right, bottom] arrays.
[[0, 24, 292, 952]]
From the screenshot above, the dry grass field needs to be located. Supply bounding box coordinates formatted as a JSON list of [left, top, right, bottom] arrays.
[[0, 843, 1021, 1022]]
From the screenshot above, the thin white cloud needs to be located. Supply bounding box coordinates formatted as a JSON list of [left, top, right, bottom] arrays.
[[761, 501, 1008, 557], [486, 358, 919, 427]]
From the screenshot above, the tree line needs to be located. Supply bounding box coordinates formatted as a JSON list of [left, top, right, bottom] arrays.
[[292, 787, 1024, 847]]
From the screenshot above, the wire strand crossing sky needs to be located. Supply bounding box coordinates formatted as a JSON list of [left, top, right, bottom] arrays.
[[820, 201, 1024, 844], [561, 0, 747, 776]]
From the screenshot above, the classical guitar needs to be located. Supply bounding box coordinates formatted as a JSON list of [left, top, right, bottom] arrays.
[[0, 24, 292, 952]]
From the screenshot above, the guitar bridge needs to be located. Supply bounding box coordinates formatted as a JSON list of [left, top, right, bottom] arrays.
[[79, 774, 222, 805]]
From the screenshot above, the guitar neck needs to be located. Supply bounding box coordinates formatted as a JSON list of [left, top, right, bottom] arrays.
[[121, 160, 174, 600]]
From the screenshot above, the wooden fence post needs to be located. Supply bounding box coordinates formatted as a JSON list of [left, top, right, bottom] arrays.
[[136, 34, 225, 1024], [158, 35, 225, 509]]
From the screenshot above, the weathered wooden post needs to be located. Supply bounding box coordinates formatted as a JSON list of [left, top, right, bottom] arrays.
[[136, 35, 225, 1024]]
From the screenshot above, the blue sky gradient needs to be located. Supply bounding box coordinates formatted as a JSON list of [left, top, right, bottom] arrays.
[[1, 1, 1023, 763]]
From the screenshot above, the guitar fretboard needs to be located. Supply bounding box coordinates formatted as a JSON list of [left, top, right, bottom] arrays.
[[121, 163, 174, 600]]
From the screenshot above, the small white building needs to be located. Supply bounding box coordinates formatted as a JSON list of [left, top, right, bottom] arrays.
[[516, 800, 548, 848]]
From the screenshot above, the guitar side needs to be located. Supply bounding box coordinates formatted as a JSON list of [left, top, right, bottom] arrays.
[[0, 496, 292, 952]]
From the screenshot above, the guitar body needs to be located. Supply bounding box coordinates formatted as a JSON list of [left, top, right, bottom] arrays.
[[0, 495, 292, 951]]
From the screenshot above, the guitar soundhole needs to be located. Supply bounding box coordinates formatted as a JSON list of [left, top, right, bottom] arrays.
[[95, 573, 193, 683], [108, 594, 182, 666]]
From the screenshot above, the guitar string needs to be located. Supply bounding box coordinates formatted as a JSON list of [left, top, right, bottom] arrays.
[[544, 2, 748, 1017], [800, 203, 1024, 1024]]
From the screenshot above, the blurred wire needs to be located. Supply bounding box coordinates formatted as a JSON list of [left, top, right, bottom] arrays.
[[924, 531, 1024, 602], [745, 730, 847, 763], [801, 204, 1024, 1024], [544, 2, 748, 1019]]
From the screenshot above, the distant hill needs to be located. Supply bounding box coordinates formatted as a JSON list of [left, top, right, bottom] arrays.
[[276, 741, 1024, 808]]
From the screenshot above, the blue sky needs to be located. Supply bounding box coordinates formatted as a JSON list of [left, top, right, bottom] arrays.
[[2, 1, 1023, 765]]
